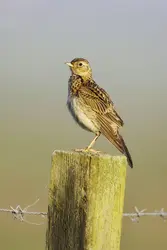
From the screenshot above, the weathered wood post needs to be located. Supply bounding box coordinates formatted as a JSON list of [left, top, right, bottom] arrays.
[[46, 150, 127, 250]]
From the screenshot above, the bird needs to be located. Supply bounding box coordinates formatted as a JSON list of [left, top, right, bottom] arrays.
[[65, 58, 133, 168]]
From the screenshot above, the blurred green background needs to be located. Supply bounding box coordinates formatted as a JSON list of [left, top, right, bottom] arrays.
[[1, 1, 167, 249]]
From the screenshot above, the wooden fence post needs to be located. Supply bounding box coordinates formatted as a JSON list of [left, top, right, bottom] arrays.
[[46, 150, 127, 250]]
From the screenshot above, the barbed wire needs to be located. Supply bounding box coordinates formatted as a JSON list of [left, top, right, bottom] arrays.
[[0, 199, 47, 225], [123, 206, 167, 222], [0, 199, 167, 224]]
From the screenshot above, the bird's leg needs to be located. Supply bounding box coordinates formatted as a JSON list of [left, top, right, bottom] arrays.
[[74, 132, 101, 153], [85, 132, 100, 151]]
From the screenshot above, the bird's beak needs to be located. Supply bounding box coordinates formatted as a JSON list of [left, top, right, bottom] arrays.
[[65, 62, 73, 67]]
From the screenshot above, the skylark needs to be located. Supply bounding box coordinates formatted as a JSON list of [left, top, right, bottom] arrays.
[[65, 58, 133, 168]]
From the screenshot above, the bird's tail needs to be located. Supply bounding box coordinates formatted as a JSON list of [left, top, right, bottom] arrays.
[[97, 115, 133, 168], [100, 125, 133, 168], [118, 134, 133, 168]]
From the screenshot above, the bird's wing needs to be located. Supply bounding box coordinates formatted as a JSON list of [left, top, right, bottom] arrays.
[[79, 82, 124, 127], [78, 81, 133, 168]]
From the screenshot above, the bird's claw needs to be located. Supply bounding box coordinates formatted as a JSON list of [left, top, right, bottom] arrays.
[[73, 148, 101, 154]]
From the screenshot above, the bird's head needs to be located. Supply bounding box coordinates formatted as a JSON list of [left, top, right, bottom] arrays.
[[65, 58, 92, 78]]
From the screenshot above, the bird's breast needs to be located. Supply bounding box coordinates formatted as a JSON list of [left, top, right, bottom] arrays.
[[67, 96, 99, 133]]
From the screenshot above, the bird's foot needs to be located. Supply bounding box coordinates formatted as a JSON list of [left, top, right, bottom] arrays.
[[85, 148, 101, 153], [74, 148, 101, 154], [74, 148, 85, 152]]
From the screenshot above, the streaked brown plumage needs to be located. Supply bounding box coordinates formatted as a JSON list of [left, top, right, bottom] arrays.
[[65, 58, 133, 168]]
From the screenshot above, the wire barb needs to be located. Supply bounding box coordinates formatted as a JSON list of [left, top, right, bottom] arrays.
[[123, 207, 167, 222], [0, 199, 47, 225]]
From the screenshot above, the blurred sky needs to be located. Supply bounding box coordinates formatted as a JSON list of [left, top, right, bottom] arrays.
[[0, 1, 167, 250]]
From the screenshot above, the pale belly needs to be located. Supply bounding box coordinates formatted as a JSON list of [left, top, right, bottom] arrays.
[[67, 96, 99, 133]]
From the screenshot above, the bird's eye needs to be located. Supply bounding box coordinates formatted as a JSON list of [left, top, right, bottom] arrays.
[[78, 63, 83, 66]]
